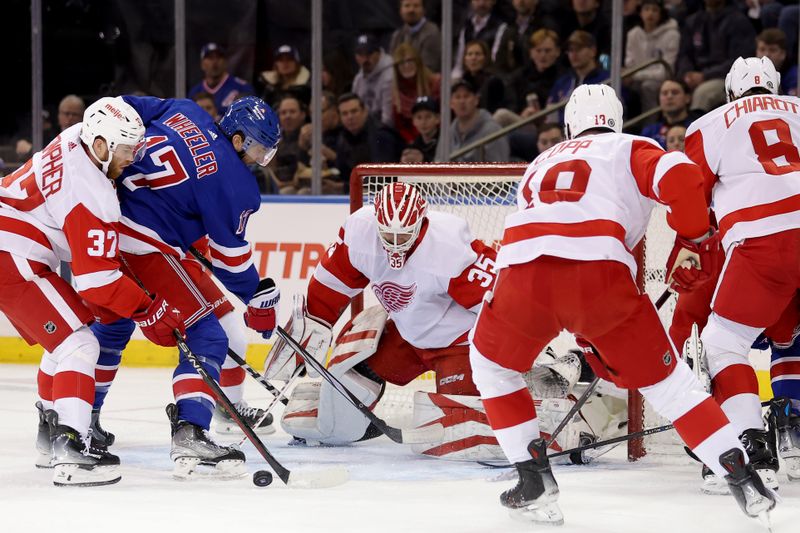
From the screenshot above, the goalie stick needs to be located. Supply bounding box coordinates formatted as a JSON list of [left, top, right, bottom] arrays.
[[117, 254, 347, 488], [188, 246, 443, 445], [275, 326, 444, 444]]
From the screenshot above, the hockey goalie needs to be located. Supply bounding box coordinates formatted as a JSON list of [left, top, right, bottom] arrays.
[[265, 182, 602, 461]]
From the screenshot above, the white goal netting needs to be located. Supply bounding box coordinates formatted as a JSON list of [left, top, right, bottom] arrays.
[[351, 163, 681, 457]]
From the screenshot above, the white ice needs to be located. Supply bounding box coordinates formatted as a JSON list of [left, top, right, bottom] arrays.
[[1, 364, 797, 533]]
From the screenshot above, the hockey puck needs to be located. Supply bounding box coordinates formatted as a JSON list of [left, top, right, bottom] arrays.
[[253, 470, 273, 487]]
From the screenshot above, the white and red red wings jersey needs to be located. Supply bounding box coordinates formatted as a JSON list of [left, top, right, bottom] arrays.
[[0, 124, 150, 318], [685, 94, 800, 250], [497, 133, 709, 278], [307, 207, 497, 349]]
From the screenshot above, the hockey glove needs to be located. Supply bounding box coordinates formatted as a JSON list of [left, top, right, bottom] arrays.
[[133, 295, 185, 347], [665, 229, 721, 293], [574, 337, 613, 382], [245, 278, 280, 339]]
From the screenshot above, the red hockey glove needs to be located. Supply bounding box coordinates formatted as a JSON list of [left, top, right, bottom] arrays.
[[665, 229, 721, 293], [574, 337, 613, 382], [245, 278, 280, 339], [133, 295, 185, 347]]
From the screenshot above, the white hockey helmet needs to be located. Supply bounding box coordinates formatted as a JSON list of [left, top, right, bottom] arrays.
[[563, 84, 623, 140], [80, 96, 146, 175], [374, 182, 428, 270], [724, 56, 781, 103]]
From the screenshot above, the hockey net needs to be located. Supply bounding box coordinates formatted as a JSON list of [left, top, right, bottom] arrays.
[[349, 163, 679, 460]]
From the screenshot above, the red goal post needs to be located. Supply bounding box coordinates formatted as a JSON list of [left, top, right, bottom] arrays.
[[349, 163, 678, 460]]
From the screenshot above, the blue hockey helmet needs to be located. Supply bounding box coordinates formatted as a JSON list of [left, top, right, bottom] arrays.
[[219, 96, 281, 166]]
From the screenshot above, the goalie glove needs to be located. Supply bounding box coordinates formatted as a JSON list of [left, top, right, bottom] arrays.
[[665, 229, 721, 293], [244, 278, 280, 339]]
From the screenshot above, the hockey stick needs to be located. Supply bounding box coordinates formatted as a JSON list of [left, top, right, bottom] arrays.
[[224, 347, 289, 406], [480, 423, 676, 469], [276, 326, 444, 444], [173, 331, 348, 488], [188, 246, 443, 445], [118, 254, 347, 487], [545, 288, 673, 447], [237, 363, 306, 447]]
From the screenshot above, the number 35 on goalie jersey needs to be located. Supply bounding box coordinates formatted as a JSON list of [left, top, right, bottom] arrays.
[[307, 207, 498, 349], [497, 133, 710, 278]]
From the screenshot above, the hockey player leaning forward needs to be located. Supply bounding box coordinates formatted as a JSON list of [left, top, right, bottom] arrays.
[[469, 84, 777, 525], [269, 182, 522, 459], [37, 95, 282, 479], [0, 97, 185, 487], [680, 56, 800, 492]]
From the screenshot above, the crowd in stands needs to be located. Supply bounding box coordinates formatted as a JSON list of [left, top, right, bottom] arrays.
[[5, 0, 799, 194]]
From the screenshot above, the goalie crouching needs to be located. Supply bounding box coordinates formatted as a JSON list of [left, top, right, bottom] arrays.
[[265, 182, 592, 460]]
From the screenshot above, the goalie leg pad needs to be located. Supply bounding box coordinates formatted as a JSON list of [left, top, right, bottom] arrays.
[[281, 369, 384, 445], [411, 391, 505, 461]]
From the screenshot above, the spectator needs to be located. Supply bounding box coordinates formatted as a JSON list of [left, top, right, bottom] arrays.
[[640, 79, 698, 148], [271, 95, 309, 194], [778, 6, 798, 67], [57, 95, 85, 132], [298, 90, 343, 170], [462, 40, 509, 113], [441, 79, 510, 163], [536, 122, 564, 154], [408, 96, 441, 162], [756, 29, 798, 97], [510, 0, 560, 63], [564, 0, 612, 57], [401, 146, 426, 163], [191, 92, 218, 121], [258, 44, 311, 108], [665, 124, 686, 152], [389, 0, 442, 73], [187, 43, 255, 116], [511, 29, 564, 114], [352, 34, 396, 127], [547, 31, 609, 109], [335, 93, 402, 193], [676, 0, 755, 112], [452, 0, 518, 78], [624, 0, 680, 112], [392, 43, 441, 144]]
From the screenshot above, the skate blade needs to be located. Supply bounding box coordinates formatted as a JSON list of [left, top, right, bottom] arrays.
[[509, 502, 565, 526], [172, 457, 247, 480], [757, 510, 773, 533], [53, 464, 121, 487], [214, 422, 276, 436], [35, 453, 54, 469], [286, 466, 349, 489], [701, 475, 730, 495]]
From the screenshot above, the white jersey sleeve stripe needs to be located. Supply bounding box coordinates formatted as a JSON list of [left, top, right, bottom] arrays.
[[313, 262, 363, 298], [73, 269, 123, 292]]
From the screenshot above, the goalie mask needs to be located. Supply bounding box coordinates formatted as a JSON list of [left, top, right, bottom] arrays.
[[374, 182, 427, 270], [725, 56, 780, 103], [80, 96, 146, 176], [564, 84, 623, 140]]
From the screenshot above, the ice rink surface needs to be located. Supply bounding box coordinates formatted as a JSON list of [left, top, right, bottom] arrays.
[[1, 364, 797, 533]]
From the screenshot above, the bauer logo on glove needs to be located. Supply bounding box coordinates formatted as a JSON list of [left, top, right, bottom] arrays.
[[245, 278, 280, 339]]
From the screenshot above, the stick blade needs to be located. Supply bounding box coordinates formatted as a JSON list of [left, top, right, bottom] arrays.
[[400, 423, 445, 444], [286, 466, 349, 489]]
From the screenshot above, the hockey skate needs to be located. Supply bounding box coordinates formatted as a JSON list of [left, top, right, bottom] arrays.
[[167, 403, 246, 480], [89, 409, 116, 451], [34, 401, 52, 468], [701, 428, 779, 495], [501, 438, 564, 526], [212, 401, 275, 435], [769, 397, 800, 482], [720, 447, 776, 526], [47, 411, 121, 487]]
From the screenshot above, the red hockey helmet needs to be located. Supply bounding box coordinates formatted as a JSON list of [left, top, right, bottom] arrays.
[[374, 182, 427, 269]]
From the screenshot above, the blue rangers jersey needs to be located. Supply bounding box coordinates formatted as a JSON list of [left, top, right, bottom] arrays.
[[117, 95, 260, 303]]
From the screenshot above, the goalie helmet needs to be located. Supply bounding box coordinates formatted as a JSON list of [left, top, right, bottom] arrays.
[[80, 96, 146, 175], [563, 84, 623, 140], [219, 96, 281, 166], [374, 182, 427, 270], [724, 56, 781, 103]]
